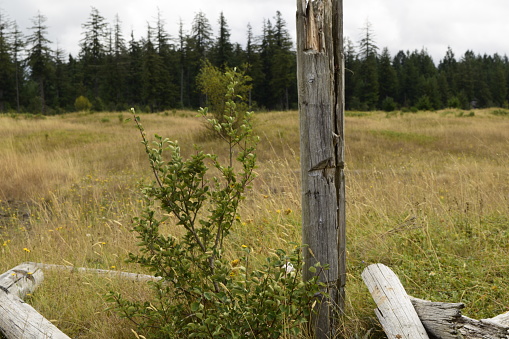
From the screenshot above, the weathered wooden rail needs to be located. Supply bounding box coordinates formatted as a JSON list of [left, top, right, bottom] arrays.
[[362, 263, 509, 338], [0, 262, 70, 339], [0, 262, 162, 339]]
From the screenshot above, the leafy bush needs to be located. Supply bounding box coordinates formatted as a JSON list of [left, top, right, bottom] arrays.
[[196, 61, 252, 134], [415, 95, 433, 111], [381, 97, 397, 112], [107, 68, 324, 338], [491, 109, 509, 116], [447, 96, 461, 109], [74, 95, 92, 112]]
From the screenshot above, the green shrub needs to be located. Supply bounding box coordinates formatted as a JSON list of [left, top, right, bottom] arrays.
[[415, 95, 433, 111], [447, 96, 461, 109], [381, 97, 397, 112], [74, 96, 92, 112], [196, 61, 252, 134], [491, 109, 509, 116], [107, 69, 324, 338]]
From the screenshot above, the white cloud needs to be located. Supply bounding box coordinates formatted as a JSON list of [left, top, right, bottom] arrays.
[[1, 0, 509, 62]]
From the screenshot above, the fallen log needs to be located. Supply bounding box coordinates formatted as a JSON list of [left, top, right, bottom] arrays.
[[361, 263, 430, 338], [0, 262, 70, 339], [362, 263, 509, 339], [26, 262, 161, 282]]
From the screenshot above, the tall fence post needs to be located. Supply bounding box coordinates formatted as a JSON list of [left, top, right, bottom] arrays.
[[296, 0, 345, 337]]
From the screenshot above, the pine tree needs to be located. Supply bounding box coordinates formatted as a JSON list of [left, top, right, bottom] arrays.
[[489, 54, 507, 107], [26, 11, 53, 114], [438, 47, 458, 106], [127, 31, 143, 107], [154, 9, 178, 109], [244, 23, 263, 108], [191, 11, 213, 59], [211, 12, 233, 68], [0, 10, 14, 112], [357, 20, 379, 110], [378, 47, 398, 108], [80, 7, 108, 101], [105, 14, 128, 108], [270, 11, 295, 110], [11, 21, 24, 112], [344, 37, 361, 110]]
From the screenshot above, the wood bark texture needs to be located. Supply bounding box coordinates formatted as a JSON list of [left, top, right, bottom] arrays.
[[0, 263, 70, 339], [363, 264, 509, 339], [297, 0, 345, 337], [361, 263, 430, 338], [27, 262, 162, 282]]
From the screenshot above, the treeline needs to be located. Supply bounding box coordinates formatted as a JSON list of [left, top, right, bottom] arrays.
[[0, 7, 296, 114], [1, 7, 509, 114], [347, 23, 509, 111]]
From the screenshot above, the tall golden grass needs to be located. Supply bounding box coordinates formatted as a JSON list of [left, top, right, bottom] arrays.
[[0, 109, 508, 338]]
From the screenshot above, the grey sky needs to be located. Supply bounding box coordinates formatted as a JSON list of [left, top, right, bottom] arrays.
[[0, 0, 508, 63]]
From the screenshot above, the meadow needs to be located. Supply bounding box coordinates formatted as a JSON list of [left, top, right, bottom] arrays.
[[1, 108, 509, 338]]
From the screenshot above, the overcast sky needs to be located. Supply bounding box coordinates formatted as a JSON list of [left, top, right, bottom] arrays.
[[0, 0, 508, 63]]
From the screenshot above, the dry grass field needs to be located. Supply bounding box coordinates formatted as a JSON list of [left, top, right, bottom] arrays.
[[1, 108, 509, 338]]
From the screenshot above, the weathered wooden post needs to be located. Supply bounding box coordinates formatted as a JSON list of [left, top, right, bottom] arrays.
[[296, 0, 346, 337]]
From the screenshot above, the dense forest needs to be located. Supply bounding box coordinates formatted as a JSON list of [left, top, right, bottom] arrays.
[[0, 7, 509, 114]]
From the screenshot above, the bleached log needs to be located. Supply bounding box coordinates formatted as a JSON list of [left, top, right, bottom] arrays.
[[409, 297, 465, 339], [484, 311, 509, 327], [26, 262, 162, 282], [363, 264, 509, 339], [0, 262, 70, 339], [362, 263, 429, 338]]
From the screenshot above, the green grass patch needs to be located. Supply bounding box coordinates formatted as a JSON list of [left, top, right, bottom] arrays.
[[491, 109, 509, 116]]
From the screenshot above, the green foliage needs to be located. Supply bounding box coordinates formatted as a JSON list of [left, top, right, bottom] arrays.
[[415, 95, 433, 111], [196, 61, 252, 132], [491, 109, 509, 116], [381, 97, 397, 112], [447, 96, 461, 109], [107, 69, 323, 338], [74, 96, 92, 112]]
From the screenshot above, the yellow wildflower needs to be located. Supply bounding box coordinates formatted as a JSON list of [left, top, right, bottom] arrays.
[[23, 248, 31, 253], [231, 259, 240, 267]]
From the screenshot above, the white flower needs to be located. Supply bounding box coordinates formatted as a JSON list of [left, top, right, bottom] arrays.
[[282, 262, 294, 274]]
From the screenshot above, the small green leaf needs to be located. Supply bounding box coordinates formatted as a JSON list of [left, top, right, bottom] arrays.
[[190, 302, 201, 312]]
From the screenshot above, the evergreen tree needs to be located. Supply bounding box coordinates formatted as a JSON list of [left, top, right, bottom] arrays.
[[177, 19, 186, 108], [191, 11, 213, 59], [270, 11, 296, 110], [358, 20, 378, 60], [244, 23, 263, 108], [11, 21, 25, 112], [127, 31, 143, 107], [141, 23, 176, 111], [51, 46, 72, 110], [489, 53, 507, 107], [80, 7, 108, 101], [378, 47, 398, 108], [357, 20, 379, 110], [154, 9, 179, 108], [187, 11, 213, 107], [415, 49, 440, 109], [344, 37, 360, 110], [105, 14, 128, 108], [26, 11, 53, 113], [0, 11, 14, 112], [211, 12, 233, 68]]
